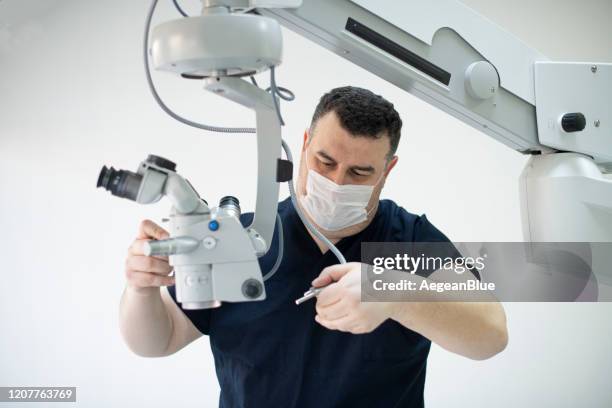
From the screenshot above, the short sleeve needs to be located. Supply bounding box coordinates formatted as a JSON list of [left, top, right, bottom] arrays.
[[166, 285, 212, 335], [411, 214, 452, 243], [409, 212, 481, 281]]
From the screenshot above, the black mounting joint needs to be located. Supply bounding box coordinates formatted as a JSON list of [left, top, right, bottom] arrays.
[[276, 159, 293, 182]]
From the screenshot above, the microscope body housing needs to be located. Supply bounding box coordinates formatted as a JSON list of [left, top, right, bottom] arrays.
[[167, 204, 266, 310]]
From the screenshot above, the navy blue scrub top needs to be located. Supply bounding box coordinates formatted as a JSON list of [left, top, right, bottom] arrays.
[[167, 196, 453, 408]]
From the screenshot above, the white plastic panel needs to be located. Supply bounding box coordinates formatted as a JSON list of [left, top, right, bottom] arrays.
[[535, 62, 612, 164], [350, 0, 548, 104], [519, 153, 612, 284]]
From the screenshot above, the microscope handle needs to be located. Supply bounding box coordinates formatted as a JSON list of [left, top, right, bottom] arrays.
[[143, 237, 200, 257]]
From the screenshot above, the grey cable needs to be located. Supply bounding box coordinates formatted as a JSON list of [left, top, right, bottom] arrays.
[[263, 140, 347, 280], [267, 66, 295, 126], [144, 0, 256, 134], [281, 139, 347, 264], [268, 66, 295, 101], [262, 212, 284, 281]]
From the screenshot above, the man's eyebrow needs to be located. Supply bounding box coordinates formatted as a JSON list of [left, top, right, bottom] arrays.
[[350, 164, 375, 173], [316, 150, 375, 173], [316, 150, 337, 163]]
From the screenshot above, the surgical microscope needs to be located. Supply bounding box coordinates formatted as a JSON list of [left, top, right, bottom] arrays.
[[97, 0, 612, 309]]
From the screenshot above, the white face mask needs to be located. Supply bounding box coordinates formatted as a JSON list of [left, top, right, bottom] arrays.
[[299, 150, 384, 231]]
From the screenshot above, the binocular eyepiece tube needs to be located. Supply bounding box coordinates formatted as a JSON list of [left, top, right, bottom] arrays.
[[97, 165, 143, 201], [97, 155, 178, 202]]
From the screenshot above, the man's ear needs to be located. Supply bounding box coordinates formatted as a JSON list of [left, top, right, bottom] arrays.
[[384, 155, 399, 177], [301, 129, 309, 152], [302, 128, 312, 151]]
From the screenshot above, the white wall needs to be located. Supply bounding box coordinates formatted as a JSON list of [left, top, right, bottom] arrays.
[[0, 0, 610, 407]]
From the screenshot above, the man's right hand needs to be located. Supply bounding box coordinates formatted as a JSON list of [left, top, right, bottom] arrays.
[[125, 219, 175, 294], [120, 219, 202, 357]]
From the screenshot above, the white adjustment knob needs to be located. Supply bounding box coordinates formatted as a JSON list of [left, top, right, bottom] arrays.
[[202, 236, 217, 250], [465, 61, 499, 100], [185, 275, 196, 287]]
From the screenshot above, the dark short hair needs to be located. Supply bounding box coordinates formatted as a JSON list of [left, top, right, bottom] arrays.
[[310, 86, 402, 159]]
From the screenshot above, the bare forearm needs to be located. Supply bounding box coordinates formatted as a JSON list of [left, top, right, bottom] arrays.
[[119, 286, 174, 357], [313, 262, 508, 359], [372, 266, 508, 360], [389, 300, 508, 360]]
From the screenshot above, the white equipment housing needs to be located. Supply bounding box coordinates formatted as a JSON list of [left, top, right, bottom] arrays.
[[255, 0, 612, 245]]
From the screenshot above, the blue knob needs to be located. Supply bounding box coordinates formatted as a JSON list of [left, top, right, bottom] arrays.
[[208, 220, 219, 231]]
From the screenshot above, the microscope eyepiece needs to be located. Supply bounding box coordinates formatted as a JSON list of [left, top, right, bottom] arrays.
[[220, 195, 240, 208], [97, 165, 143, 201], [219, 195, 241, 218]]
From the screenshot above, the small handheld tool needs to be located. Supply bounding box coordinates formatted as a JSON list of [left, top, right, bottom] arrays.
[[295, 286, 327, 305]]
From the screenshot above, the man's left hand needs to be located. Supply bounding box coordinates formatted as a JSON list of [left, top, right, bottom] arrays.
[[312, 262, 394, 334]]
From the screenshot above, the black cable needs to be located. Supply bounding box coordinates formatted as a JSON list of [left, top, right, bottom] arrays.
[[172, 0, 188, 17]]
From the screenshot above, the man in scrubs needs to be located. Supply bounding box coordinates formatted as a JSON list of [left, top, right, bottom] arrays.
[[120, 86, 508, 407]]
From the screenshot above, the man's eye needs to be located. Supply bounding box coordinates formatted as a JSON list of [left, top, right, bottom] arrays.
[[321, 162, 334, 167], [352, 170, 368, 177]]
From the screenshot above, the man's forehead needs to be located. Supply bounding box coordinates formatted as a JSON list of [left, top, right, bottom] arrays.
[[309, 128, 390, 168]]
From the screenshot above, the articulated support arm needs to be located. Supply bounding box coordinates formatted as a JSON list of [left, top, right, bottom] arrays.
[[203, 76, 282, 255]]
